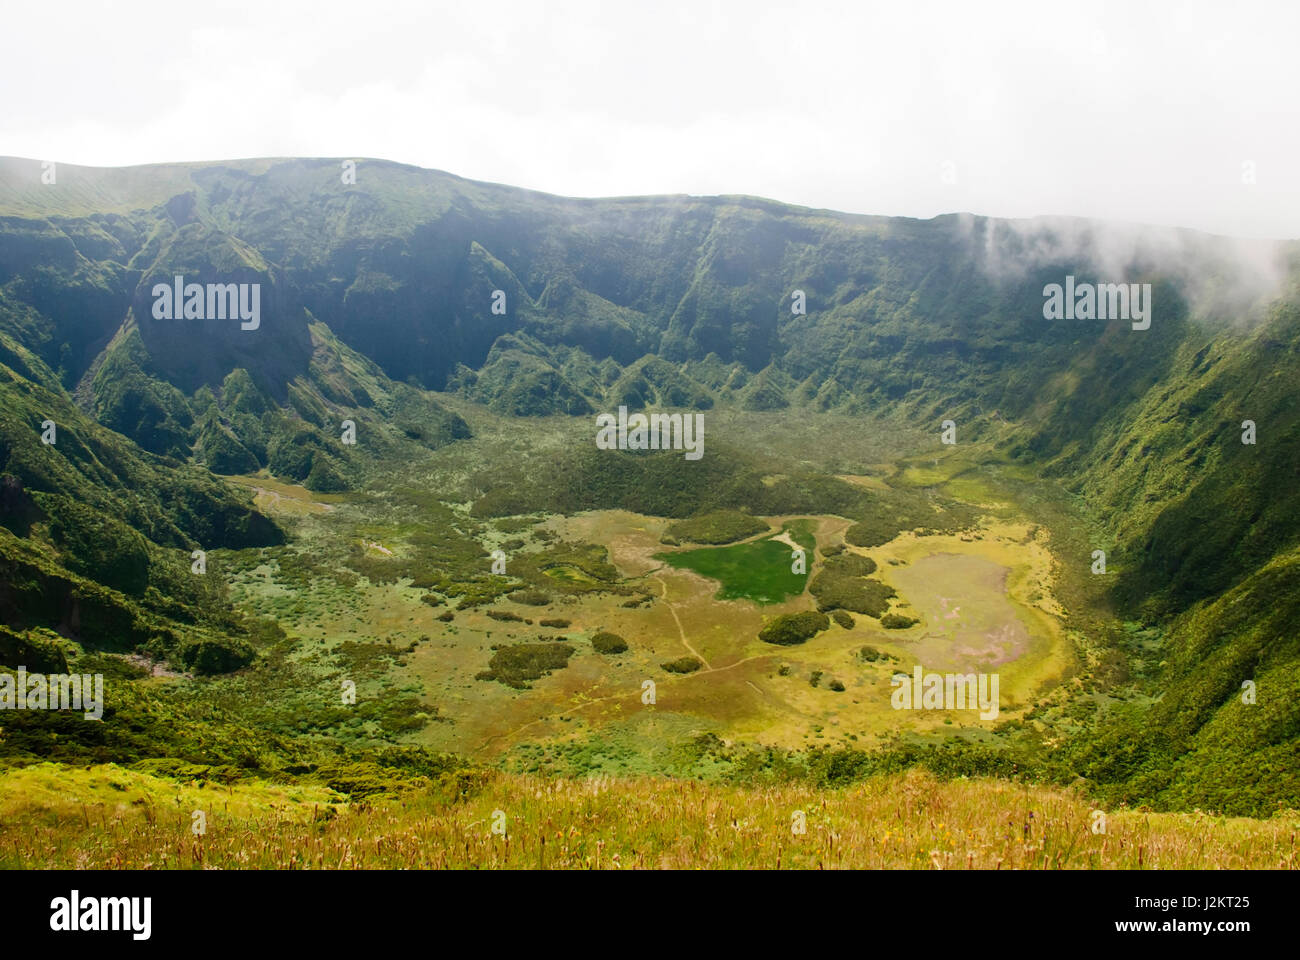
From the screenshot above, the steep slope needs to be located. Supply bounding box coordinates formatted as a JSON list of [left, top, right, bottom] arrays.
[[1, 155, 1299, 813], [0, 329, 278, 669]]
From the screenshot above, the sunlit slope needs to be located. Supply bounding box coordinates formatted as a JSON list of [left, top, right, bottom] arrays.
[[2, 155, 1300, 818], [1, 763, 1292, 869]]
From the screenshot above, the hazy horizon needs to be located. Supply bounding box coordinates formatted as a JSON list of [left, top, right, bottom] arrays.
[[5, 153, 1297, 246], [4, 0, 1297, 240]]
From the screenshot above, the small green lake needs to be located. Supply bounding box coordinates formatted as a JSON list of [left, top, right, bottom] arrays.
[[656, 520, 816, 604]]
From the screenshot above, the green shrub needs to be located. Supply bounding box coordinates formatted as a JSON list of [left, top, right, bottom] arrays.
[[881, 612, 918, 629], [831, 554, 877, 576], [810, 554, 895, 617], [758, 611, 830, 646], [591, 631, 628, 654], [660, 656, 702, 673], [476, 641, 574, 689], [666, 509, 768, 545], [831, 609, 854, 629]]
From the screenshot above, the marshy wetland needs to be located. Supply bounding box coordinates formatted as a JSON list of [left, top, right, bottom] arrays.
[[213, 406, 1079, 776]]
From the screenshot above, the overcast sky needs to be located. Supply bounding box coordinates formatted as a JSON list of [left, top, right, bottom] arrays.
[[3, 0, 1297, 238]]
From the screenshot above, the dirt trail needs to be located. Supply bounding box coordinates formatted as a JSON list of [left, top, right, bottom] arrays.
[[474, 568, 805, 753], [471, 513, 857, 755], [471, 647, 781, 753], [652, 574, 712, 670]]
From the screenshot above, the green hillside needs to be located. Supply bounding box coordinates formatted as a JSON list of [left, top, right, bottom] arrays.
[[0, 155, 1298, 822]]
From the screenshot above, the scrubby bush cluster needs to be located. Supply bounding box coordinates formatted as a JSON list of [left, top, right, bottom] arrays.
[[880, 613, 918, 629], [590, 631, 628, 654], [759, 611, 830, 646], [810, 554, 895, 617], [666, 509, 768, 545], [660, 656, 702, 673], [476, 642, 575, 689]]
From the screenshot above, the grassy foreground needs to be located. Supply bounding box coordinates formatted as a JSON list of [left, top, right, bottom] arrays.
[[1, 763, 1294, 869]]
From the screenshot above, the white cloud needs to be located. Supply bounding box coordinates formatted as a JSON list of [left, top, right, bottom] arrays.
[[2, 0, 1297, 237]]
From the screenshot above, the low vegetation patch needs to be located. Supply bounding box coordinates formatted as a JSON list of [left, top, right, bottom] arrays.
[[881, 612, 918, 629], [591, 631, 628, 655], [476, 642, 575, 689], [759, 611, 830, 646], [810, 555, 895, 617], [660, 656, 702, 673], [666, 509, 768, 545], [844, 491, 976, 549]]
